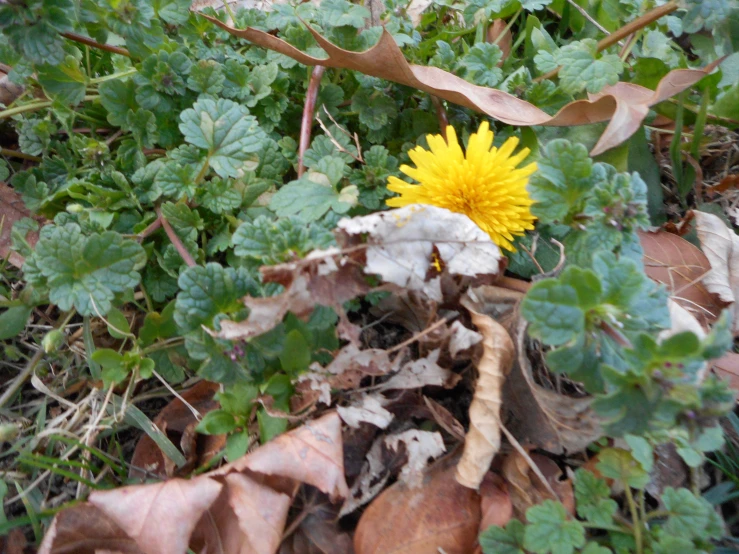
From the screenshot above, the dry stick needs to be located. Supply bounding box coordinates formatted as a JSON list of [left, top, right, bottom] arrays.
[[566, 0, 615, 40], [61, 32, 131, 57], [156, 206, 197, 267], [297, 65, 326, 178], [0, 148, 41, 163], [430, 95, 449, 141], [534, 0, 678, 83]]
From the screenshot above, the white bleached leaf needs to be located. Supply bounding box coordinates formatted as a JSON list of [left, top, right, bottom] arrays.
[[378, 349, 458, 390], [337, 394, 394, 429], [385, 430, 446, 488], [449, 320, 483, 358]]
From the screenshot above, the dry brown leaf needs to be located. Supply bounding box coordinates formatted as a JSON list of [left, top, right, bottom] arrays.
[[478, 472, 513, 533], [130, 380, 222, 479], [87, 478, 223, 554], [455, 301, 515, 490], [337, 393, 394, 429], [487, 20, 511, 64], [280, 502, 355, 554], [639, 229, 723, 328], [340, 434, 394, 517], [354, 457, 481, 554], [503, 452, 575, 520], [0, 182, 42, 269], [448, 320, 483, 358], [201, 13, 719, 155], [385, 429, 446, 488], [423, 396, 466, 441], [694, 211, 739, 332], [213, 412, 349, 502], [377, 349, 458, 391], [712, 351, 739, 394], [38, 502, 143, 554]]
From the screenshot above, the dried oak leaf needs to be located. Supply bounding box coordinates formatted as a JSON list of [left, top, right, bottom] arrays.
[[212, 412, 349, 502], [456, 296, 515, 490], [694, 211, 739, 332], [354, 456, 481, 554], [200, 13, 719, 155], [0, 182, 43, 269], [279, 498, 355, 554], [639, 229, 723, 328], [478, 472, 513, 533]]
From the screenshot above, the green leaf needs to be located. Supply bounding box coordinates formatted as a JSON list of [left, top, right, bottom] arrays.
[[187, 60, 225, 95], [596, 448, 650, 490], [574, 469, 618, 526], [624, 434, 654, 472], [0, 160, 8, 182], [126, 108, 158, 148], [318, 0, 370, 28], [479, 520, 526, 554], [18, 118, 57, 157], [174, 262, 259, 333], [257, 407, 288, 443], [196, 409, 237, 435], [556, 39, 623, 95], [0, 306, 32, 341], [217, 383, 258, 416], [459, 43, 503, 87], [27, 224, 146, 316], [279, 329, 311, 376], [99, 79, 138, 127], [581, 543, 612, 554], [36, 55, 87, 106], [270, 178, 354, 222], [225, 431, 250, 461], [179, 97, 265, 179], [662, 487, 719, 540], [106, 307, 132, 339], [523, 500, 585, 554], [351, 87, 398, 131]]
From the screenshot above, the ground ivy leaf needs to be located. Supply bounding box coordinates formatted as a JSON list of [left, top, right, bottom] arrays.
[[28, 223, 146, 316], [174, 262, 259, 333], [36, 55, 87, 106], [99, 79, 138, 127], [479, 520, 526, 554], [524, 500, 585, 554], [187, 59, 225, 95], [319, 0, 369, 28], [179, 97, 265, 178], [197, 177, 243, 214], [459, 42, 503, 87], [270, 178, 354, 222], [574, 469, 618, 526], [596, 447, 650, 490], [126, 108, 158, 148], [351, 87, 397, 131], [556, 39, 623, 95], [662, 487, 716, 540], [155, 160, 200, 199]]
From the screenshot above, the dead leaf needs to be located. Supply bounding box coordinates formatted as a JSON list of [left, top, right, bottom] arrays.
[[0, 182, 42, 269], [378, 349, 458, 391], [694, 211, 739, 332], [385, 429, 446, 488], [88, 478, 223, 554], [506, 316, 602, 454], [487, 20, 511, 64], [639, 229, 723, 328], [478, 472, 513, 533], [448, 320, 483, 358], [423, 396, 466, 441], [503, 452, 574, 520], [455, 299, 515, 490], [354, 457, 480, 554], [201, 13, 720, 155], [0, 73, 24, 106], [713, 351, 739, 394], [214, 412, 349, 502], [38, 502, 143, 554], [340, 434, 394, 517], [336, 205, 501, 302], [338, 394, 394, 429], [130, 380, 222, 479], [280, 501, 355, 554]]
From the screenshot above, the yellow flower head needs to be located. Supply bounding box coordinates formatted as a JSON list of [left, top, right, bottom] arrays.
[[386, 122, 537, 251]]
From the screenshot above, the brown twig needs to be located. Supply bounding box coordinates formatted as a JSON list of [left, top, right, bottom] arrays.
[[156, 206, 197, 267], [534, 0, 678, 83], [61, 32, 131, 57], [138, 216, 163, 240], [430, 95, 449, 141], [496, 275, 531, 294], [297, 65, 326, 178]]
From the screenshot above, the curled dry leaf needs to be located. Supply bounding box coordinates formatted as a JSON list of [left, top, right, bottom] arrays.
[[503, 451, 575, 520], [639, 229, 723, 328], [338, 393, 394, 429], [448, 320, 483, 358], [455, 299, 515, 490], [0, 182, 43, 269], [694, 211, 739, 333], [201, 13, 719, 155], [337, 205, 501, 302], [354, 456, 481, 554], [487, 20, 512, 64], [130, 380, 222, 479], [385, 429, 446, 488]]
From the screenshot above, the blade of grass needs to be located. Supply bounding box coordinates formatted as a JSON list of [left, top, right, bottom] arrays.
[[83, 315, 101, 380]]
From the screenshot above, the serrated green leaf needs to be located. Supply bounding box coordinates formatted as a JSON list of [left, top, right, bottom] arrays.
[[556, 39, 623, 95], [662, 487, 718, 540], [27, 223, 146, 316], [179, 97, 265, 178], [187, 59, 225, 95], [596, 447, 650, 490], [351, 87, 397, 131], [459, 43, 503, 87], [197, 177, 242, 214], [36, 55, 87, 105], [270, 178, 354, 222], [524, 500, 585, 554], [479, 520, 526, 554], [574, 469, 618, 526], [196, 409, 237, 435], [99, 79, 138, 127]]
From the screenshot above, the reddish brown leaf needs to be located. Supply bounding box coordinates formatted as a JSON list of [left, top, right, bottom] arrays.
[[130, 380, 222, 479], [712, 351, 739, 395], [487, 20, 511, 64], [354, 457, 481, 554], [0, 182, 42, 269], [213, 412, 349, 502], [502, 452, 574, 521], [38, 502, 143, 554], [87, 478, 222, 554], [201, 14, 719, 155], [639, 229, 724, 327], [478, 472, 513, 533]]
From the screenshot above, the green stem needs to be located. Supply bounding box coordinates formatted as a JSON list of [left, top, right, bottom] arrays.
[[644, 509, 670, 521], [88, 68, 137, 85], [0, 148, 41, 162], [0, 95, 99, 120], [193, 155, 212, 185], [581, 522, 632, 533], [625, 486, 643, 554]]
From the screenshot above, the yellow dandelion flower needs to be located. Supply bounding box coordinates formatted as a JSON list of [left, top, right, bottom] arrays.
[[386, 121, 537, 251]]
